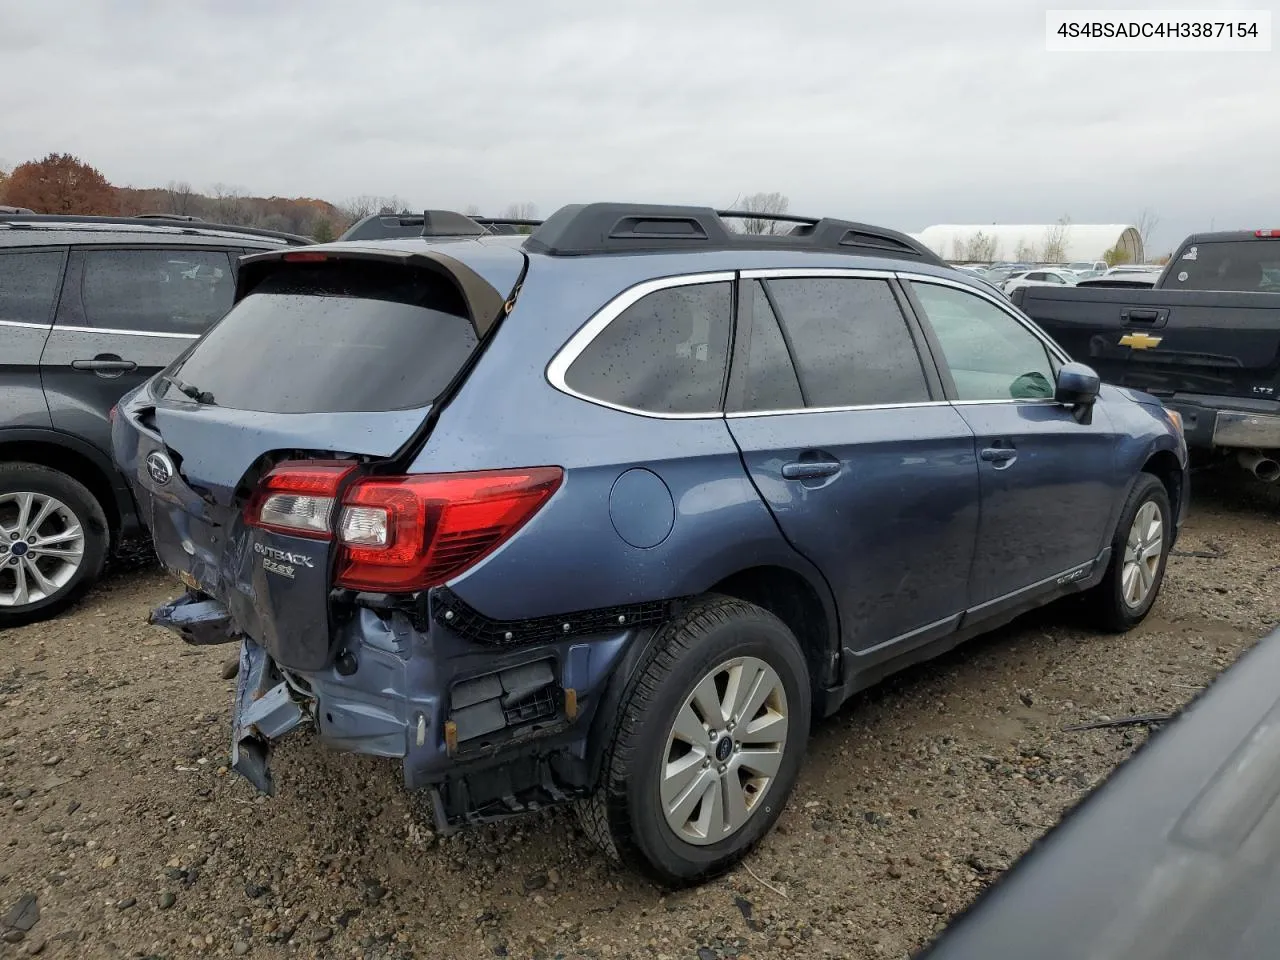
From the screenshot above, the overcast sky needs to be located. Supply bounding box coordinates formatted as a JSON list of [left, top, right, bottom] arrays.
[[2, 0, 1274, 254]]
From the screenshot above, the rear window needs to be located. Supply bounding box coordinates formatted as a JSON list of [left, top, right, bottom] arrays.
[[161, 260, 477, 413], [1169, 241, 1280, 292]]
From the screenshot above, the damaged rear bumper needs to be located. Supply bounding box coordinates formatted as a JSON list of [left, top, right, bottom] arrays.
[[151, 588, 660, 831]]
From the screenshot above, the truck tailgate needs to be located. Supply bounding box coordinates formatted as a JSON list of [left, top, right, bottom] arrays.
[[1016, 286, 1280, 400]]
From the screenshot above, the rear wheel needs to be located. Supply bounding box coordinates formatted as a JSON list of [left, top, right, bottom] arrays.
[[1087, 473, 1171, 631], [579, 596, 810, 886], [0, 463, 108, 628]]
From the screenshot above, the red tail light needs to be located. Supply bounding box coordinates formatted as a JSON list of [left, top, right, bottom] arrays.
[[245, 461, 357, 539], [1256, 229, 1280, 239], [282, 251, 330, 262], [334, 467, 563, 593]]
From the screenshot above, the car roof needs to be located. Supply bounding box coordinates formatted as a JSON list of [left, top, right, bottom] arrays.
[[0, 215, 309, 249], [0, 226, 293, 249]]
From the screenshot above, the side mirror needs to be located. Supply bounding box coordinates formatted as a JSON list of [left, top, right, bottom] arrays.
[[1055, 361, 1100, 406]]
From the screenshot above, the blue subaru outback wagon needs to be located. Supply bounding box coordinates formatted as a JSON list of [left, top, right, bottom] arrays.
[[113, 204, 1188, 884]]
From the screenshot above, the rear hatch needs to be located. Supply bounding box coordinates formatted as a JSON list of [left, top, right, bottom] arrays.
[[115, 246, 521, 670]]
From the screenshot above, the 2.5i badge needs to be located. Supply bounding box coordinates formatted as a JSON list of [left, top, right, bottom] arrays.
[[254, 542, 315, 580]]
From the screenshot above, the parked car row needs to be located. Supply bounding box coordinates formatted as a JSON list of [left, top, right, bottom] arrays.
[[0, 203, 1195, 885]]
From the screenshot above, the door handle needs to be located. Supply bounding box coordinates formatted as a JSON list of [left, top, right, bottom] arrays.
[[781, 460, 842, 481], [980, 447, 1017, 464], [73, 357, 138, 374]]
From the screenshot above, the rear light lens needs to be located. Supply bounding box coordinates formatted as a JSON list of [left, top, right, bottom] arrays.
[[282, 251, 330, 261], [334, 467, 563, 593], [245, 461, 357, 539], [1256, 229, 1280, 238]]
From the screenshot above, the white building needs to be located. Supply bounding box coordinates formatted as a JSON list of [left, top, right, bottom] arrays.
[[909, 224, 1144, 265]]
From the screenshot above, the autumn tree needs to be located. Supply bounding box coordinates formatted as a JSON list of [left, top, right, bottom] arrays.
[[4, 153, 118, 215]]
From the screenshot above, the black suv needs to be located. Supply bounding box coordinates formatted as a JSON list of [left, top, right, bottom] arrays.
[[0, 214, 310, 626]]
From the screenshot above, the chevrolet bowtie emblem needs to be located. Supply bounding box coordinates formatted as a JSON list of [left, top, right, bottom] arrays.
[[1119, 332, 1163, 350]]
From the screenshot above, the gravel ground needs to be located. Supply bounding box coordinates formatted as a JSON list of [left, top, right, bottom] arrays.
[[2, 466, 1278, 960]]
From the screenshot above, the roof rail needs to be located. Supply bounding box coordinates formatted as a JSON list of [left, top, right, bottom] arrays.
[[522, 203, 945, 265], [134, 213, 205, 222], [472, 216, 544, 235], [0, 214, 312, 246]]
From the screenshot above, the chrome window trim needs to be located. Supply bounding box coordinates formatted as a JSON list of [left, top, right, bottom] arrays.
[[0, 320, 201, 339], [544, 267, 1073, 422], [894, 271, 1072, 366], [740, 267, 897, 280], [726, 400, 951, 419], [545, 271, 736, 421]]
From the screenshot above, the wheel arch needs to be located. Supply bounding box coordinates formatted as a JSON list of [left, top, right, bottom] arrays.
[[0, 428, 136, 543], [706, 563, 839, 694]]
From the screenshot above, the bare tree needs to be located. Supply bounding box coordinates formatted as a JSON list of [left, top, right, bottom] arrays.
[[377, 195, 411, 215], [961, 231, 999, 263], [729, 192, 790, 234], [1040, 215, 1072, 263], [210, 183, 250, 225], [1134, 207, 1160, 257], [500, 202, 538, 220], [1014, 240, 1038, 263], [462, 204, 483, 217], [164, 181, 195, 216]]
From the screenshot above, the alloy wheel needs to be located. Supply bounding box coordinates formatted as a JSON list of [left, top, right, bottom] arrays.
[[660, 656, 789, 846], [1122, 500, 1164, 608], [0, 492, 86, 608]]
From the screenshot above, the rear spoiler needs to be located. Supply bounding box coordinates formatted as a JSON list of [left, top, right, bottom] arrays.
[[235, 247, 509, 337]]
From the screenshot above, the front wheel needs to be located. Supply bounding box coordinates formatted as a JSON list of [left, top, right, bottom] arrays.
[[579, 596, 810, 886], [1087, 473, 1172, 632]]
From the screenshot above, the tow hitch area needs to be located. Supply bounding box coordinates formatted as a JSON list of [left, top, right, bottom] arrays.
[[230, 639, 306, 795]]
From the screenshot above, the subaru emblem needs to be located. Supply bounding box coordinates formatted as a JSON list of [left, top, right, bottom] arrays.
[[146, 451, 175, 486]]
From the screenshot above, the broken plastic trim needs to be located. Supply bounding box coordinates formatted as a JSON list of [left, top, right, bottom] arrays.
[[230, 639, 306, 796], [148, 591, 238, 645]]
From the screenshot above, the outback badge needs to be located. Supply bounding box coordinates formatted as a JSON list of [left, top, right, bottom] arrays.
[[1119, 332, 1163, 350]]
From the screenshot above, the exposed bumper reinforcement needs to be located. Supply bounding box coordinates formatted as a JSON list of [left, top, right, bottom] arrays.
[[230, 639, 306, 795]]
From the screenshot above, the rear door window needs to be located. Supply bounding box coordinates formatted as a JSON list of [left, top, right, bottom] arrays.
[[67, 249, 235, 334], [729, 280, 804, 412], [563, 280, 732, 415], [164, 259, 478, 413], [765, 277, 930, 407], [0, 250, 65, 325]]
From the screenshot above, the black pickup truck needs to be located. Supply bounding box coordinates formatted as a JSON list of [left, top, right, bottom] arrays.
[[1013, 230, 1280, 480]]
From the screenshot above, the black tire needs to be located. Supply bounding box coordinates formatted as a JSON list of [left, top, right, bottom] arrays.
[[578, 595, 811, 886], [1087, 473, 1172, 632], [0, 462, 109, 628]]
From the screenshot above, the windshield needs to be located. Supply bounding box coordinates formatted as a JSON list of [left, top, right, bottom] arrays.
[[158, 260, 478, 414], [1167, 241, 1280, 292]]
